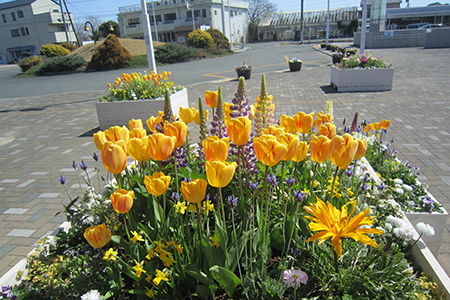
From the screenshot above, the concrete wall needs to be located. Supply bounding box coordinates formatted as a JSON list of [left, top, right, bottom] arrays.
[[424, 28, 450, 48], [354, 29, 426, 48]]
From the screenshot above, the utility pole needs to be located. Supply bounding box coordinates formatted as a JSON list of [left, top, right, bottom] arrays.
[[141, 0, 157, 72], [228, 0, 233, 49], [151, 0, 158, 41], [360, 0, 368, 54], [300, 0, 304, 43], [62, 0, 80, 46], [326, 0, 330, 44], [59, 0, 69, 43], [221, 0, 226, 36]]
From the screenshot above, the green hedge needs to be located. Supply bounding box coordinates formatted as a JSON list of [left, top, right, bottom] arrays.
[[40, 44, 70, 57], [154, 43, 197, 64]]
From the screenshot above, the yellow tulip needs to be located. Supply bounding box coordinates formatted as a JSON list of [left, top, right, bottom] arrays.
[[329, 134, 359, 170], [202, 136, 230, 162], [180, 178, 207, 204], [310, 135, 331, 163], [194, 110, 209, 125], [261, 125, 284, 137], [354, 138, 368, 160], [380, 119, 391, 130], [370, 122, 381, 131], [225, 116, 252, 146], [363, 125, 371, 132], [253, 134, 288, 166], [295, 112, 314, 134], [205, 90, 219, 109], [93, 131, 107, 151], [223, 102, 233, 119], [318, 123, 336, 139], [179, 107, 196, 124], [164, 121, 188, 148], [129, 128, 147, 139], [129, 119, 144, 130], [250, 104, 255, 121], [205, 159, 237, 188], [128, 136, 151, 162], [102, 140, 128, 174], [280, 115, 297, 134], [315, 111, 333, 127], [292, 141, 309, 162], [84, 223, 111, 248], [144, 172, 171, 196], [148, 133, 175, 161], [146, 116, 161, 133], [277, 133, 299, 161], [104, 126, 130, 145], [111, 189, 134, 214]]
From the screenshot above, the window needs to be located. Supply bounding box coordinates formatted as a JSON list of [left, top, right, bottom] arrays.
[[164, 13, 176, 21], [202, 9, 206, 17], [214, 10, 217, 16], [11, 29, 20, 37], [128, 17, 140, 25], [11, 12, 16, 21], [57, 25, 65, 31], [20, 27, 25, 35], [25, 27, 29, 35], [150, 15, 161, 23], [186, 10, 199, 18], [17, 10, 24, 18], [2, 14, 6, 23]]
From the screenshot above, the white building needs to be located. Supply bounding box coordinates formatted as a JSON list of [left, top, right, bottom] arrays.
[[117, 0, 248, 45], [0, 0, 76, 63]]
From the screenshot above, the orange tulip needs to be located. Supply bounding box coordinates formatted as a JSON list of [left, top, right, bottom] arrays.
[[179, 107, 196, 124], [310, 135, 331, 163], [223, 102, 233, 119], [225, 116, 252, 146], [250, 104, 255, 120], [128, 136, 151, 162], [111, 189, 134, 214], [370, 122, 381, 131], [205, 159, 237, 188], [146, 116, 161, 133], [277, 133, 299, 161], [129, 119, 144, 130], [318, 123, 336, 139], [205, 90, 219, 109], [354, 138, 368, 160], [280, 115, 297, 134], [84, 223, 112, 248], [102, 140, 128, 174], [292, 141, 309, 162], [329, 134, 359, 169], [261, 125, 284, 137], [202, 136, 230, 162], [148, 133, 175, 161], [363, 125, 371, 132], [104, 126, 130, 145], [380, 119, 391, 130], [129, 128, 147, 139], [194, 110, 209, 125], [164, 121, 188, 148], [144, 172, 171, 196], [315, 111, 333, 127], [93, 131, 107, 151], [180, 178, 207, 204], [295, 112, 314, 134], [253, 134, 288, 166]]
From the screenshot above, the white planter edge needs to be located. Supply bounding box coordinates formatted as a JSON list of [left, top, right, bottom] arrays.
[[330, 66, 394, 92]]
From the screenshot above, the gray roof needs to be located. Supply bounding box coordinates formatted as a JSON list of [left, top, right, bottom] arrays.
[[0, 0, 36, 10], [386, 4, 450, 17], [360, 0, 402, 6]]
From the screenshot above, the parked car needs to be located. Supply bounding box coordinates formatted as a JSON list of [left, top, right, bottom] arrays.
[[419, 23, 448, 29], [406, 23, 429, 29]]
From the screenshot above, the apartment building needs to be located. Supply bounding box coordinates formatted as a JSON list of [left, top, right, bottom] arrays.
[[117, 0, 248, 46], [0, 0, 76, 63]]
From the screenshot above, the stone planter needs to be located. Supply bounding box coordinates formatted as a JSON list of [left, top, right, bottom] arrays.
[[289, 62, 302, 72], [330, 66, 394, 92], [96, 88, 188, 130]]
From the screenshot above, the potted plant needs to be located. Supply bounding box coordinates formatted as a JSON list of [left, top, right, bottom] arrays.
[[235, 62, 251, 79], [320, 43, 326, 48], [95, 71, 188, 130], [326, 44, 332, 50], [331, 53, 394, 92], [288, 57, 303, 72], [332, 53, 343, 64]]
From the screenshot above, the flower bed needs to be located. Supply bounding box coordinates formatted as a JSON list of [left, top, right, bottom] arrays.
[[2, 76, 448, 299]]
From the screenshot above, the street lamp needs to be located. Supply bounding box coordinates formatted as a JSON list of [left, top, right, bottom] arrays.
[[84, 21, 97, 44], [104, 22, 114, 37]]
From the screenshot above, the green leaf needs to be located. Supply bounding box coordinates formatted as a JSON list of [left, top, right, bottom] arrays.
[[209, 265, 241, 297], [185, 263, 217, 290]]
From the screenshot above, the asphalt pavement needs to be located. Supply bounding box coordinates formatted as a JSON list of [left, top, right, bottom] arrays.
[[0, 42, 450, 281]]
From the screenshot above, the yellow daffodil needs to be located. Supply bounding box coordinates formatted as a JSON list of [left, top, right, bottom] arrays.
[[103, 248, 118, 261], [153, 269, 169, 286], [131, 231, 144, 244], [132, 260, 146, 278], [174, 201, 187, 214]]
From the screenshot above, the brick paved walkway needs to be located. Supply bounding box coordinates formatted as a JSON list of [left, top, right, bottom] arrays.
[[0, 45, 449, 279]]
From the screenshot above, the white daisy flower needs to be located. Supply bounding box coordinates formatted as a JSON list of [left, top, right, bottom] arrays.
[[416, 222, 435, 237], [81, 290, 101, 300]]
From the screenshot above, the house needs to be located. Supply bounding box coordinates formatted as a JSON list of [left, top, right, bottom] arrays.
[[0, 0, 77, 63], [117, 0, 248, 45]]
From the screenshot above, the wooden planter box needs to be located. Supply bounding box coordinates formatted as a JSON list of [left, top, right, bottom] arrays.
[[96, 88, 188, 130], [330, 66, 394, 92]]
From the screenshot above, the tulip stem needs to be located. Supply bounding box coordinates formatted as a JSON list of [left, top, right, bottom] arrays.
[[262, 165, 270, 251], [123, 214, 131, 241], [114, 174, 122, 189], [329, 166, 339, 203], [195, 202, 204, 235], [219, 188, 226, 229], [237, 146, 244, 216], [285, 201, 300, 258], [173, 155, 179, 195]]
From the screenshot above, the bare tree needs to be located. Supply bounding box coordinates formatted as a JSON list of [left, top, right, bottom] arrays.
[[248, 0, 277, 22], [75, 20, 89, 42]]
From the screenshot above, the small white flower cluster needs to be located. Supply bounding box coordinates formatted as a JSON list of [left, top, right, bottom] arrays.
[[283, 269, 308, 289], [386, 216, 415, 241], [81, 290, 101, 300], [392, 178, 413, 195], [416, 222, 435, 237]]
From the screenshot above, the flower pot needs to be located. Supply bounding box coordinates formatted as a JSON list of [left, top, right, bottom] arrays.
[[236, 69, 251, 80], [289, 62, 302, 72], [330, 66, 394, 92], [95, 88, 188, 130], [320, 43, 326, 48], [332, 55, 342, 64], [326, 44, 332, 50]]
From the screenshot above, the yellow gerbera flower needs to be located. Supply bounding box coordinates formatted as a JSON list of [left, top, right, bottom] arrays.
[[304, 198, 384, 258]]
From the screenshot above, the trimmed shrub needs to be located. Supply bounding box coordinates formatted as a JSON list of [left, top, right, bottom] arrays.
[[126, 55, 149, 68], [154, 43, 197, 64], [206, 28, 231, 51], [39, 44, 70, 57], [60, 42, 78, 52], [187, 29, 215, 49], [87, 34, 132, 70], [18, 56, 43, 72], [37, 55, 87, 74]]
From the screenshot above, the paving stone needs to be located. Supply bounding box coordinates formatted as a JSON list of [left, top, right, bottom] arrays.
[[3, 208, 28, 215], [6, 229, 35, 238]]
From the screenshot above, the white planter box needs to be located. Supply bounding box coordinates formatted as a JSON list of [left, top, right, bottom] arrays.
[[330, 66, 394, 92], [96, 87, 188, 130]]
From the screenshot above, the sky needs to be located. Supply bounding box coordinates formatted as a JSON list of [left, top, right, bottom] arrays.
[[0, 0, 442, 23]]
